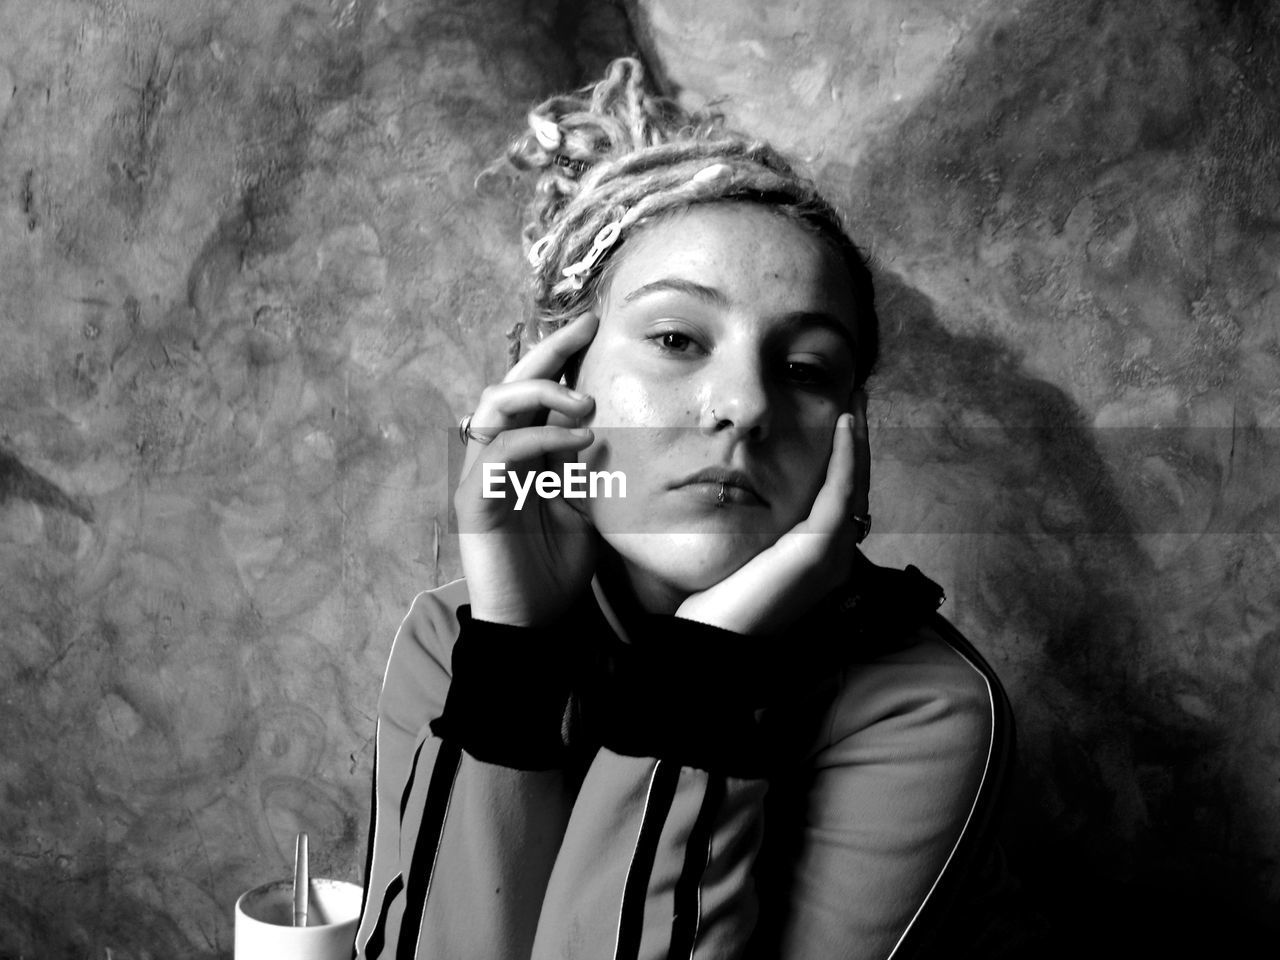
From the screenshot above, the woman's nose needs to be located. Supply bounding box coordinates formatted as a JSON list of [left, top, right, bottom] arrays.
[[700, 354, 771, 441]]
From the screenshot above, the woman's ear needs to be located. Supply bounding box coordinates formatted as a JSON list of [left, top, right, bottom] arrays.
[[852, 389, 870, 526]]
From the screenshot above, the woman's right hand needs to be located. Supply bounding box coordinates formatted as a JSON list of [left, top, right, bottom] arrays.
[[674, 394, 869, 636], [455, 312, 600, 626]]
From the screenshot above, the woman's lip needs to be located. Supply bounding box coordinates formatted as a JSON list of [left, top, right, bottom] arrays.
[[672, 468, 766, 500], [673, 481, 766, 507]]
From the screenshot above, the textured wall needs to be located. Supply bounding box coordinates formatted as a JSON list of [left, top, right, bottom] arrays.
[[1, 0, 1277, 957], [0, 1, 608, 955]]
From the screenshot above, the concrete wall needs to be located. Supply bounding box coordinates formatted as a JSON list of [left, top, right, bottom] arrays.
[[1, 0, 1276, 956]]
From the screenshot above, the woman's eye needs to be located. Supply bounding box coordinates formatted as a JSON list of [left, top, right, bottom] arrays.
[[785, 360, 831, 385], [649, 330, 697, 353]]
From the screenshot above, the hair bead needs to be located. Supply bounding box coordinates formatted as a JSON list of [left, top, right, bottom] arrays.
[[561, 220, 624, 289], [527, 234, 555, 268], [529, 112, 562, 150], [692, 162, 732, 184]]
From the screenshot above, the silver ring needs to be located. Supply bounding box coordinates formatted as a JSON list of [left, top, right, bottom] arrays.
[[458, 413, 496, 446], [852, 514, 872, 543]]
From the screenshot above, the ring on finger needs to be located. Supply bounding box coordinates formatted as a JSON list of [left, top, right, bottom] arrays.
[[458, 413, 497, 446]]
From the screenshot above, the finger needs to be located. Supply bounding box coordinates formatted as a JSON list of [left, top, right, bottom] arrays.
[[479, 379, 593, 422], [803, 413, 857, 533], [503, 312, 599, 385], [852, 390, 870, 520], [464, 381, 594, 471], [459, 425, 595, 495]]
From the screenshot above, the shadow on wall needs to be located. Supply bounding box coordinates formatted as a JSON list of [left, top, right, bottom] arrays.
[[870, 269, 1278, 955]]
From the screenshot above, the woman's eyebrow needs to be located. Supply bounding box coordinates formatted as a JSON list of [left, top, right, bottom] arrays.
[[622, 277, 729, 306]]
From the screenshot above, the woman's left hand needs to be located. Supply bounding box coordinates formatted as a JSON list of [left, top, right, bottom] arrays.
[[674, 392, 870, 636]]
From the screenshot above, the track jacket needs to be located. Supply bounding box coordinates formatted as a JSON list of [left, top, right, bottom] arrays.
[[355, 552, 1014, 959]]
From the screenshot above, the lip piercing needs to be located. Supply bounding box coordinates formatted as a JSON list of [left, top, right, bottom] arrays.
[[717, 482, 727, 505]]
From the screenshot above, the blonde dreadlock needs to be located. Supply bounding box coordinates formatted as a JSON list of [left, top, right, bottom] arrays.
[[492, 57, 879, 387]]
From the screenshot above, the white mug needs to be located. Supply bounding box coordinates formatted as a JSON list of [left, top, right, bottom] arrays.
[[234, 877, 362, 960]]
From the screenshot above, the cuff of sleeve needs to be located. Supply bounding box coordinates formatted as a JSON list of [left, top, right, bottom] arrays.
[[584, 615, 777, 778], [428, 605, 572, 770]]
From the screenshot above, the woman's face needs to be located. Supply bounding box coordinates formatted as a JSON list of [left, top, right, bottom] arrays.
[[569, 202, 860, 610]]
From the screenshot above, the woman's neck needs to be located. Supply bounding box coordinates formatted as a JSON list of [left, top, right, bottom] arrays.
[[597, 547, 687, 617]]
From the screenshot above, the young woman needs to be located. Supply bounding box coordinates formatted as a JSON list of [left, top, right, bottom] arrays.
[[355, 58, 1013, 960]]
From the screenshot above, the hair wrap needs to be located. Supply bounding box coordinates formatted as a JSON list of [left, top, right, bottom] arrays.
[[487, 57, 880, 387]]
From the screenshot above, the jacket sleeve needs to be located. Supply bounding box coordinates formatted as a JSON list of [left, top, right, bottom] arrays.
[[765, 617, 1012, 960], [354, 583, 579, 960]]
